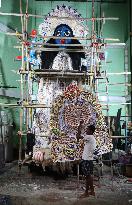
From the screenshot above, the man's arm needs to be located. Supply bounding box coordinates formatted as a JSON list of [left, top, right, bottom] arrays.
[[76, 120, 84, 141]]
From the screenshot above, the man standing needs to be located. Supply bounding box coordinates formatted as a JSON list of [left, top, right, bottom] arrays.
[[76, 121, 96, 198]]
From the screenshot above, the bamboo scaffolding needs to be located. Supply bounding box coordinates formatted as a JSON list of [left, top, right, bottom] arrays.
[[101, 103, 131, 106], [18, 0, 28, 168], [0, 12, 24, 17], [20, 0, 24, 33], [29, 15, 119, 21], [91, 0, 97, 92], [95, 72, 131, 77], [19, 71, 94, 77], [0, 102, 131, 108], [23, 41, 120, 47], [14, 42, 124, 50], [37, 36, 118, 42], [99, 12, 105, 37], [111, 136, 131, 139], [96, 91, 126, 94], [14, 67, 131, 77], [105, 74, 110, 133], [120, 116, 132, 118], [4, 31, 119, 42], [19, 0, 24, 167], [0, 11, 119, 21], [32, 40, 121, 46], [0, 103, 51, 108], [34, 48, 93, 52], [15, 133, 50, 137], [124, 47, 129, 149], [1, 32, 23, 36], [18, 108, 23, 170], [0, 0, 130, 184], [1, 0, 130, 169], [106, 43, 126, 48], [102, 108, 109, 110], [98, 82, 131, 86], [107, 72, 131, 75]]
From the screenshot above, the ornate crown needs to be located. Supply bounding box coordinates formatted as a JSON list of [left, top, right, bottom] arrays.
[[38, 5, 89, 38]]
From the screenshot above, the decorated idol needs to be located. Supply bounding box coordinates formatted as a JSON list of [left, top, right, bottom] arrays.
[[39, 5, 89, 71], [31, 5, 112, 165]]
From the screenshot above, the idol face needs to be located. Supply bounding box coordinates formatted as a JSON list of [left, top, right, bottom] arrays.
[[54, 24, 73, 46]]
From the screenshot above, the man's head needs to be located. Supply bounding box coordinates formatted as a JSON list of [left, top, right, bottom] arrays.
[[86, 125, 95, 135], [53, 24, 73, 45]]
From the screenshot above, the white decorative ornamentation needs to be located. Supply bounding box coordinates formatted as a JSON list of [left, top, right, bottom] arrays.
[[39, 5, 89, 38]]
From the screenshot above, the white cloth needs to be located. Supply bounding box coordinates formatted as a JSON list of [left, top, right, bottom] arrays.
[[52, 51, 73, 71], [82, 134, 96, 160]]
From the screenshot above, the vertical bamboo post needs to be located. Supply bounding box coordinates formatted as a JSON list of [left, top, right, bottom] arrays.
[[18, 108, 23, 173], [124, 47, 129, 150], [18, 0, 25, 173], [25, 0, 30, 130], [26, 108, 29, 130], [19, 109, 23, 160], [90, 0, 96, 92], [77, 163, 80, 188], [106, 74, 110, 133]]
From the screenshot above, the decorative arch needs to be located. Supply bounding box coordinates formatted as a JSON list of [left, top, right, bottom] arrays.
[[50, 83, 113, 162]]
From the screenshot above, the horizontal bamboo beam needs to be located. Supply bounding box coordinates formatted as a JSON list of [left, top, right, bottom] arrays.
[[19, 70, 93, 77], [102, 108, 109, 110], [0, 12, 23, 17], [0, 103, 51, 108], [98, 92, 126, 94], [22, 105, 51, 108], [101, 103, 131, 106], [31, 42, 92, 46], [1, 32, 23, 36], [29, 14, 119, 21], [30, 48, 86, 52], [0, 12, 119, 21], [4, 31, 120, 42], [0, 102, 130, 109], [19, 134, 131, 138], [14, 70, 131, 78], [28, 40, 120, 47], [107, 72, 131, 75], [33, 46, 121, 52], [111, 136, 131, 138], [17, 70, 131, 77], [96, 72, 131, 77], [14, 43, 125, 49], [35, 37, 120, 41], [106, 43, 126, 48], [98, 82, 131, 86]]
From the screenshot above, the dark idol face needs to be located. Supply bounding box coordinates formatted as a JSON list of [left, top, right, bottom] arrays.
[[54, 24, 73, 46]]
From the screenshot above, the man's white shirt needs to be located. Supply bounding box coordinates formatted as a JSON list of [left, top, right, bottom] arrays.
[[82, 134, 96, 160]]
